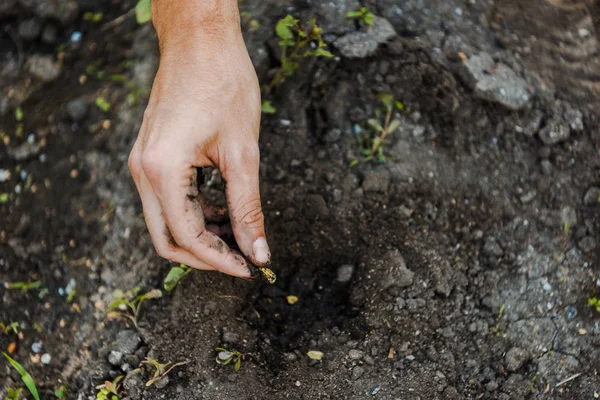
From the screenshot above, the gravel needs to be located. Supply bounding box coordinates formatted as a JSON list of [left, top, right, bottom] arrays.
[[222, 331, 240, 343], [380, 249, 414, 288], [505, 347, 530, 372], [27, 55, 62, 83], [111, 330, 142, 356], [348, 349, 364, 360], [456, 52, 530, 110], [351, 365, 365, 380], [334, 16, 396, 58], [336, 264, 354, 283]]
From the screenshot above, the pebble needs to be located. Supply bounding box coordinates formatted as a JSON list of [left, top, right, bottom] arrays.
[[41, 353, 51, 364], [66, 98, 88, 121], [70, 31, 82, 43], [351, 365, 365, 380], [364, 355, 375, 365], [0, 169, 10, 182], [336, 264, 354, 283], [505, 347, 530, 372], [348, 349, 364, 360], [108, 351, 123, 366], [405, 355, 415, 361], [18, 18, 42, 41], [566, 306, 577, 321], [324, 128, 342, 142], [27, 55, 62, 83], [382, 249, 414, 288], [31, 342, 42, 353], [584, 187, 600, 206], [222, 331, 240, 343], [362, 169, 390, 192]]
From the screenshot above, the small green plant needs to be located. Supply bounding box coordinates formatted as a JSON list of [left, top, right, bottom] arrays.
[[588, 297, 600, 312], [261, 100, 277, 115], [491, 303, 506, 336], [135, 0, 151, 24], [6, 388, 23, 400], [106, 288, 162, 327], [215, 348, 246, 371], [346, 7, 375, 26], [0, 321, 20, 335], [54, 385, 68, 399], [163, 264, 193, 292], [351, 93, 403, 165], [83, 12, 103, 22], [0, 193, 8, 203], [3, 353, 40, 400], [269, 15, 333, 88], [142, 357, 189, 387], [5, 280, 42, 293], [95, 97, 111, 112], [95, 376, 122, 400]]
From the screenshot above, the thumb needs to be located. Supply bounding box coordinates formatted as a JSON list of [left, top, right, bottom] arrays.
[[223, 144, 270, 266]]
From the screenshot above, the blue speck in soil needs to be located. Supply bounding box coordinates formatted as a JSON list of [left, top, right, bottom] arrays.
[[58, 287, 65, 296], [27, 134, 35, 144], [70, 31, 82, 43], [31, 342, 42, 353], [567, 306, 577, 321], [19, 170, 27, 180]]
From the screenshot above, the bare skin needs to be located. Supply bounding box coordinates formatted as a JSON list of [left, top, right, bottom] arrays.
[[128, 0, 270, 278]]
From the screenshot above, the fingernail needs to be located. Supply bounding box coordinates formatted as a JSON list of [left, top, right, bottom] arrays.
[[252, 237, 271, 265]]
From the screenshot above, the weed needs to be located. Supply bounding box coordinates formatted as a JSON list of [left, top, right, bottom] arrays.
[[261, 100, 277, 115], [163, 264, 193, 292], [55, 385, 68, 399], [6, 388, 23, 400], [96, 376, 122, 400], [588, 296, 600, 312], [95, 97, 111, 112], [106, 288, 162, 328], [142, 357, 189, 387], [215, 347, 246, 371], [1, 321, 20, 335], [491, 303, 506, 336], [269, 15, 333, 88], [83, 12, 103, 22], [3, 353, 40, 400], [351, 93, 403, 165], [5, 280, 42, 293], [346, 7, 375, 26]]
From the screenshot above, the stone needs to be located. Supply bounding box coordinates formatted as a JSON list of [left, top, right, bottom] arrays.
[[457, 52, 530, 110], [111, 330, 142, 356], [108, 351, 123, 366], [351, 365, 365, 380], [362, 169, 390, 192], [66, 98, 88, 121], [538, 101, 583, 145], [538, 120, 570, 145], [18, 18, 42, 41], [154, 376, 169, 389], [222, 331, 240, 343], [384, 249, 414, 288], [334, 16, 396, 58], [27, 55, 62, 83], [336, 264, 354, 283], [370, 16, 397, 43], [324, 128, 342, 142], [505, 347, 530, 372], [348, 349, 364, 360], [584, 187, 600, 206]]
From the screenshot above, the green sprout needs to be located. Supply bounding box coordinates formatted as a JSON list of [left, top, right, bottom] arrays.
[[96, 376, 122, 400], [14, 107, 23, 122], [588, 297, 600, 313], [106, 288, 162, 328], [83, 12, 103, 22], [95, 97, 111, 112], [142, 357, 189, 387], [351, 93, 403, 165], [346, 7, 375, 26], [135, 0, 151, 24], [5, 280, 42, 293], [215, 347, 246, 371], [491, 303, 506, 336], [261, 100, 277, 115], [1, 321, 20, 335], [55, 385, 68, 399], [163, 264, 193, 292], [6, 388, 23, 400], [0, 193, 8, 203], [3, 353, 40, 400], [269, 15, 333, 88]]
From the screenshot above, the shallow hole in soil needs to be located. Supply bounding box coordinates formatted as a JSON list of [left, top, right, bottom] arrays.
[[244, 260, 365, 368]]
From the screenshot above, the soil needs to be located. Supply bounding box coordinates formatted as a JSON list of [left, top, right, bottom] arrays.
[[1, 0, 600, 399]]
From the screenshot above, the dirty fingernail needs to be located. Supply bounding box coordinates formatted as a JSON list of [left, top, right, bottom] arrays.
[[252, 237, 271, 265]]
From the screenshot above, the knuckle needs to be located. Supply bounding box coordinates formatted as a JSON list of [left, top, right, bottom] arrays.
[[140, 148, 165, 182], [154, 243, 173, 259], [128, 150, 141, 179], [235, 197, 264, 229], [229, 144, 260, 172]]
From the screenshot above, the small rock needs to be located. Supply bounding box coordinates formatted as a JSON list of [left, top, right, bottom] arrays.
[[364, 355, 375, 365], [305, 194, 329, 218], [0, 169, 10, 182], [538, 120, 570, 145], [351, 365, 365, 380], [27, 55, 62, 83], [370, 16, 397, 43], [505, 347, 530, 372], [566, 306, 577, 321], [584, 187, 600, 206], [362, 169, 390, 192], [348, 349, 364, 360], [108, 351, 123, 366], [486, 380, 499, 392], [222, 331, 240, 343], [324, 128, 342, 142], [111, 330, 142, 355], [334, 16, 396, 58], [41, 353, 51, 364], [457, 52, 530, 110], [336, 264, 354, 283], [154, 375, 169, 389], [381, 249, 414, 288], [18, 18, 42, 41], [66, 98, 88, 121], [41, 24, 58, 44], [578, 236, 596, 253], [123, 374, 144, 400]]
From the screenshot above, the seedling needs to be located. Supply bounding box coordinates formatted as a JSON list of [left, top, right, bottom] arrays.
[[135, 0, 151, 24], [83, 12, 103, 22], [3, 353, 40, 400], [95, 376, 122, 400], [588, 296, 600, 313], [1, 321, 20, 335], [491, 303, 506, 336], [95, 97, 111, 112], [106, 287, 162, 328], [351, 93, 403, 165], [261, 100, 276, 115], [346, 7, 375, 26], [163, 264, 193, 292], [269, 15, 333, 88], [6, 388, 23, 400], [55, 385, 68, 399], [215, 347, 247, 371], [5, 280, 42, 293], [142, 357, 189, 387], [0, 193, 9, 203]]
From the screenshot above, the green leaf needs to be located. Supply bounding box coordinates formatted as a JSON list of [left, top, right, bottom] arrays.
[[275, 15, 297, 40], [345, 11, 362, 18], [349, 159, 359, 168], [234, 358, 241, 371], [261, 100, 276, 115], [0, 193, 8, 203], [377, 93, 394, 110], [135, 0, 152, 24], [278, 39, 295, 47], [387, 119, 401, 134], [107, 298, 128, 310], [164, 266, 187, 292], [395, 101, 405, 111], [15, 107, 23, 122], [367, 119, 383, 132], [589, 297, 598, 306], [364, 12, 375, 26], [3, 353, 40, 400], [314, 47, 334, 58], [95, 97, 111, 112], [281, 60, 298, 77]]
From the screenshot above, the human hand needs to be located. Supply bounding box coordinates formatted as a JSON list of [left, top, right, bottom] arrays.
[[128, 3, 270, 278]]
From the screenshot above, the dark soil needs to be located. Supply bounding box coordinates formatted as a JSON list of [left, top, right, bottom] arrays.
[[1, 0, 600, 399]]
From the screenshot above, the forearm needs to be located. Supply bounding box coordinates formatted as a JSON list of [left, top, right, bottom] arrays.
[[151, 0, 241, 53]]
